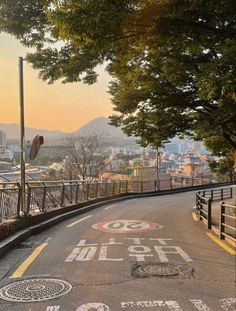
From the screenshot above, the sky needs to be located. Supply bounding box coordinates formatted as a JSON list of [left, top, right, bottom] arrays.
[[0, 33, 113, 132]]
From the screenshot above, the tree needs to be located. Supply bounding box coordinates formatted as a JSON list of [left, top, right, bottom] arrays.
[[62, 134, 108, 180], [209, 155, 235, 182], [1, 0, 235, 151]]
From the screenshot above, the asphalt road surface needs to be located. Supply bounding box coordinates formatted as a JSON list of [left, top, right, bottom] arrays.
[[0, 191, 235, 311]]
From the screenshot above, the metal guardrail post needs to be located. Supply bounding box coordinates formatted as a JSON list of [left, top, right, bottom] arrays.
[[105, 182, 108, 197], [196, 192, 200, 215], [119, 181, 121, 195], [96, 182, 99, 198], [61, 182, 65, 206], [230, 187, 233, 198], [86, 182, 90, 201], [196, 193, 198, 212], [207, 198, 212, 230], [211, 190, 213, 200], [17, 183, 22, 217], [181, 177, 184, 188], [26, 184, 31, 214], [191, 177, 194, 187], [112, 182, 115, 196], [221, 189, 224, 200], [219, 202, 225, 240], [42, 183, 47, 212], [75, 182, 79, 203], [126, 180, 128, 193], [170, 177, 173, 189], [157, 179, 160, 191]]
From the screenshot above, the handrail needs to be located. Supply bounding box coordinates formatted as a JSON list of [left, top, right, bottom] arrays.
[[0, 179, 234, 223], [196, 187, 235, 243], [219, 202, 236, 242]]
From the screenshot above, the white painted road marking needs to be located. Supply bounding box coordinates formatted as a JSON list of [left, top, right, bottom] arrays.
[[150, 238, 172, 245], [51, 298, 236, 310], [121, 300, 183, 310], [92, 220, 162, 233], [65, 247, 97, 262], [67, 215, 93, 228], [220, 298, 236, 311], [99, 246, 123, 261], [104, 205, 116, 210], [190, 300, 212, 311], [154, 246, 193, 262], [46, 306, 60, 311], [76, 303, 110, 310], [128, 245, 153, 261], [65, 238, 192, 263]]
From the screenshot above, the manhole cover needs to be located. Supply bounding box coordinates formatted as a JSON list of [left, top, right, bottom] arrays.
[[0, 278, 72, 302], [132, 262, 194, 279], [139, 263, 179, 276]]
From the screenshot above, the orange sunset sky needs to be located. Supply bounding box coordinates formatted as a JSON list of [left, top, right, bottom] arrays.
[[0, 33, 113, 132]]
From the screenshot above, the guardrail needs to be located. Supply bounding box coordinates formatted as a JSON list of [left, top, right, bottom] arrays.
[[0, 178, 234, 223], [198, 188, 233, 201], [196, 187, 235, 242], [219, 202, 236, 243], [196, 194, 212, 229]]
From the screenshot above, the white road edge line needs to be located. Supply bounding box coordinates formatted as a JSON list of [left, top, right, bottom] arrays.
[[67, 215, 93, 228], [104, 205, 116, 210]]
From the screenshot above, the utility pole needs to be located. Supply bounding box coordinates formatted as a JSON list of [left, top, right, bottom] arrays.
[[19, 56, 26, 215], [156, 147, 159, 190]]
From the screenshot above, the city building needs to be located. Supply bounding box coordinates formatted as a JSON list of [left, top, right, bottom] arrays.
[[0, 130, 6, 147]]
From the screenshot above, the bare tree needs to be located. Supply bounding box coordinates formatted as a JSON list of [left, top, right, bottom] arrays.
[[62, 134, 109, 180]]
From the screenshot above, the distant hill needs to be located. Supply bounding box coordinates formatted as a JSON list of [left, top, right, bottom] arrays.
[[73, 117, 125, 138], [0, 117, 135, 145], [0, 123, 64, 140]]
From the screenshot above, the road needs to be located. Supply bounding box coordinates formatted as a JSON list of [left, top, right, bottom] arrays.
[[0, 191, 235, 310]]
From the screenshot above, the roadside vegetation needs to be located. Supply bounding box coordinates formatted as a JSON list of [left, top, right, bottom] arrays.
[[0, 0, 235, 176]]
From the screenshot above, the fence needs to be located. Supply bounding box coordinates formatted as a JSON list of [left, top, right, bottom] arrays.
[[219, 202, 236, 243], [0, 177, 234, 223], [196, 187, 235, 242]]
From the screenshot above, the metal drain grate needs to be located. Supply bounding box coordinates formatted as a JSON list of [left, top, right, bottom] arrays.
[[0, 278, 72, 302], [132, 262, 194, 279]]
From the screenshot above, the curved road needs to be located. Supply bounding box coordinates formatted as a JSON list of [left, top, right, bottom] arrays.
[[0, 191, 235, 310]]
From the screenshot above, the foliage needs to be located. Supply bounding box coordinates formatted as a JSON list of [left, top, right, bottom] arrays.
[[209, 153, 235, 181], [62, 134, 108, 180], [0, 0, 235, 150]]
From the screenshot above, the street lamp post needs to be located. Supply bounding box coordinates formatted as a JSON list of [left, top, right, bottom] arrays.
[[18, 56, 26, 215], [156, 147, 159, 190]]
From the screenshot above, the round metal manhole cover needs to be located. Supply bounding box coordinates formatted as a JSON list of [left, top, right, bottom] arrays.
[[0, 278, 72, 303], [132, 262, 194, 279], [139, 263, 179, 276]]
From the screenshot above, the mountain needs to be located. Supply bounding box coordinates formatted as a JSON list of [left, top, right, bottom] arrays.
[[0, 117, 133, 144], [73, 117, 125, 138], [0, 123, 64, 140]]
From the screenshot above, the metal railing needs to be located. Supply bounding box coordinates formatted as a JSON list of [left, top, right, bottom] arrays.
[[196, 194, 212, 229], [0, 177, 233, 223], [198, 188, 233, 201], [219, 202, 236, 243], [196, 187, 235, 241], [0, 183, 21, 222]]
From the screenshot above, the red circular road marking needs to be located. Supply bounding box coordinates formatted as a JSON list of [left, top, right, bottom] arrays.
[[92, 220, 162, 233]]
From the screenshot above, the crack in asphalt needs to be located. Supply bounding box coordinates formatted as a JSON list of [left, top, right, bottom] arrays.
[[71, 277, 134, 287]]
